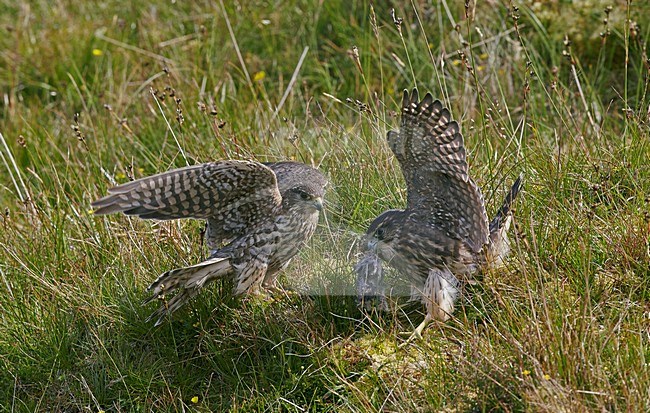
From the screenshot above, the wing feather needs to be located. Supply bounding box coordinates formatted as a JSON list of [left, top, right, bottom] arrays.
[[92, 160, 282, 245], [388, 89, 489, 250]]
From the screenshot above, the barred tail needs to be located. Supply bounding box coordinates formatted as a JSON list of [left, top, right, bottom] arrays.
[[143, 257, 232, 326], [487, 174, 523, 268]]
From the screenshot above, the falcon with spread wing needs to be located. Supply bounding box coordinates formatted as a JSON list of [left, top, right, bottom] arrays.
[[356, 89, 522, 337], [93, 160, 327, 325]]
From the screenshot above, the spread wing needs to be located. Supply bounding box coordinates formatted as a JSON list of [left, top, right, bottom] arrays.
[[387, 89, 489, 252], [388, 89, 468, 186], [92, 160, 282, 246]]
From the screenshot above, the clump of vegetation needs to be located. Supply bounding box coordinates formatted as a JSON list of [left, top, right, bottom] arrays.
[[1, 0, 648, 411]]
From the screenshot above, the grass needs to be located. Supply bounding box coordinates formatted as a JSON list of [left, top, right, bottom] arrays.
[[1, 0, 649, 411]]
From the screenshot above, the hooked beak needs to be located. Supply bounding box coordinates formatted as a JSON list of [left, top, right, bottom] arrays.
[[312, 197, 323, 212], [366, 236, 378, 252]]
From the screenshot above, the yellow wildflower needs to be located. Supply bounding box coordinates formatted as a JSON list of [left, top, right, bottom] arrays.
[[191, 396, 199, 403], [92, 49, 103, 56], [253, 71, 266, 81]]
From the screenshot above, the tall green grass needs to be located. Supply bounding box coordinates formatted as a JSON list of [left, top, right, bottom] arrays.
[[1, 0, 649, 411]]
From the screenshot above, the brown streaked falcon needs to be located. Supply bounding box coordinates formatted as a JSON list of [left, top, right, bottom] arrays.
[[356, 89, 522, 337], [92, 160, 327, 325]]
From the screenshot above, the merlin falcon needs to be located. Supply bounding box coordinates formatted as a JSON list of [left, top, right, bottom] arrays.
[[356, 89, 522, 337], [93, 160, 327, 325]]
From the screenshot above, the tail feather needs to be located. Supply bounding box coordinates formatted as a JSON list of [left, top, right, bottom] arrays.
[[487, 174, 523, 267], [143, 256, 232, 326]]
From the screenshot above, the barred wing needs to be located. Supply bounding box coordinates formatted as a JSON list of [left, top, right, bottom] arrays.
[[388, 89, 489, 251], [388, 89, 467, 186], [92, 160, 282, 244]]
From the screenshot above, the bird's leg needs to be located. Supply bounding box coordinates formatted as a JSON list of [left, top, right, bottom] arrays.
[[413, 314, 432, 338], [240, 276, 279, 305], [399, 314, 432, 347], [261, 262, 298, 297], [254, 279, 296, 303], [261, 269, 281, 293], [263, 283, 286, 296], [397, 282, 429, 344], [265, 284, 299, 299], [398, 269, 459, 347]]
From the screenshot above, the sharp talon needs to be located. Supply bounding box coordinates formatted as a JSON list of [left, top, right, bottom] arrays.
[[398, 330, 423, 348], [398, 316, 431, 347], [399, 332, 422, 347], [266, 285, 283, 295]]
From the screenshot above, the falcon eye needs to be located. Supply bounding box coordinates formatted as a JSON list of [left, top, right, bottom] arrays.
[[375, 227, 385, 240], [300, 191, 311, 200]]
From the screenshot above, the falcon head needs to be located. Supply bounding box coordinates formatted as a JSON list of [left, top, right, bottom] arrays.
[[282, 185, 324, 212], [364, 209, 404, 263], [268, 162, 328, 214]]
